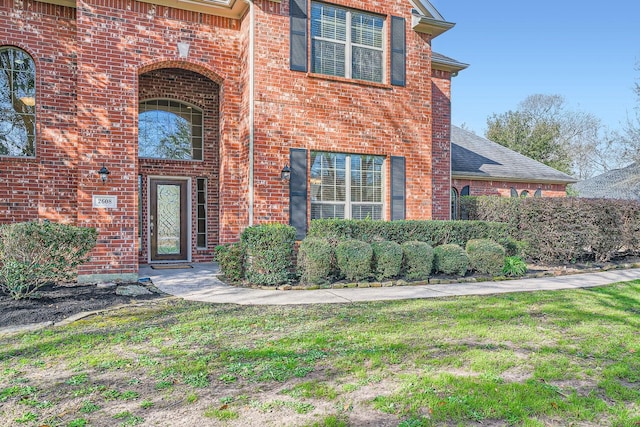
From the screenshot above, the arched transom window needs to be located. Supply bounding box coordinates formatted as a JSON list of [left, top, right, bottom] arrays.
[[0, 46, 36, 157], [138, 99, 203, 160]]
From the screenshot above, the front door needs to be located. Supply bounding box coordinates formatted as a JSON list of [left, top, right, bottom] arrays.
[[150, 178, 189, 262]]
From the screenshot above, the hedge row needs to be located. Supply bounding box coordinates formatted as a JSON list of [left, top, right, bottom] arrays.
[[461, 196, 640, 263], [308, 219, 512, 248], [216, 222, 521, 286], [297, 238, 514, 285]]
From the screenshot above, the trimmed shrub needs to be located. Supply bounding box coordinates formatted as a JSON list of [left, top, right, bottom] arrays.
[[297, 237, 334, 285], [466, 239, 506, 275], [241, 223, 296, 286], [335, 240, 373, 282], [214, 243, 244, 282], [433, 244, 469, 276], [401, 241, 434, 281], [308, 219, 511, 248], [0, 221, 97, 300], [371, 241, 403, 280]]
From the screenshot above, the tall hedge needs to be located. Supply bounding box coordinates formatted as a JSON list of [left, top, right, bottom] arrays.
[[462, 196, 640, 263], [308, 219, 511, 248], [241, 223, 296, 286]]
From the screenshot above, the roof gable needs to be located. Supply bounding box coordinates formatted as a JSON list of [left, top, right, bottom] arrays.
[[409, 0, 444, 20]]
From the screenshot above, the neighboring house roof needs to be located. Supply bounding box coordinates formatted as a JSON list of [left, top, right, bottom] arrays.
[[574, 162, 640, 200], [451, 126, 577, 184], [432, 52, 469, 74]]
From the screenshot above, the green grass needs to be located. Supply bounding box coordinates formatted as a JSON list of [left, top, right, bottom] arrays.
[[1, 281, 639, 425]]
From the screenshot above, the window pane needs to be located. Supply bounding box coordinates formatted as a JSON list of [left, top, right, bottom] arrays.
[[352, 204, 382, 220], [311, 3, 346, 41], [352, 47, 383, 83], [138, 100, 203, 160], [0, 47, 36, 157], [311, 152, 346, 202], [311, 203, 345, 219], [312, 40, 346, 77], [351, 12, 383, 48]]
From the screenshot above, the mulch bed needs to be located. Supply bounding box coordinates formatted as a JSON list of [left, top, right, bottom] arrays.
[[0, 282, 166, 328]]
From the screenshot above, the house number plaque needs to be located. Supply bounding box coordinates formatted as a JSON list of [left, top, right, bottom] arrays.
[[93, 195, 118, 209]]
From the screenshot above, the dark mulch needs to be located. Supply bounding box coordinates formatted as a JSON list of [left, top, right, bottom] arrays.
[[0, 283, 166, 328]]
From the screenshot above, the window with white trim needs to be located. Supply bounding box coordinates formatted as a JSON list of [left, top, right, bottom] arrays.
[[310, 151, 384, 220], [310, 2, 384, 83]]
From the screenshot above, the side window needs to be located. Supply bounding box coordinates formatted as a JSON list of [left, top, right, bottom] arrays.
[[0, 46, 36, 157], [451, 188, 459, 220], [138, 99, 203, 160]]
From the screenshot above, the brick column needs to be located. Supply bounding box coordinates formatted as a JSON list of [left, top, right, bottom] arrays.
[[75, 0, 138, 282]]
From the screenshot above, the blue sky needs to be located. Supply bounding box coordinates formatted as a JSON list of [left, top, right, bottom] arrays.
[[431, 0, 640, 136]]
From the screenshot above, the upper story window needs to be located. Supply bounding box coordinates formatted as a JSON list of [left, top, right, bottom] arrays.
[[310, 151, 384, 220], [310, 2, 384, 83], [139, 99, 203, 160], [0, 47, 36, 157]]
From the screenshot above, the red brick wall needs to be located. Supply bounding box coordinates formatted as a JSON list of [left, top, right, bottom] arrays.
[[0, 0, 77, 224], [250, 0, 442, 224], [452, 179, 568, 198], [431, 70, 453, 219]]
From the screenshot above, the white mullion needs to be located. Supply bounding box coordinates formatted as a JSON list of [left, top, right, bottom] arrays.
[[345, 154, 352, 219], [345, 10, 352, 79]]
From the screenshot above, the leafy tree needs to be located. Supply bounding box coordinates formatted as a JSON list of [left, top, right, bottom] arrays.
[[486, 94, 614, 179]]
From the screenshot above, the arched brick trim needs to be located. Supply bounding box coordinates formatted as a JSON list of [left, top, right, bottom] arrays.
[[138, 59, 225, 85]]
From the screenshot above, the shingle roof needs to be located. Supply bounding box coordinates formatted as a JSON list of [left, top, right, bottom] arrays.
[[451, 126, 577, 184], [431, 52, 469, 73], [574, 162, 640, 200]]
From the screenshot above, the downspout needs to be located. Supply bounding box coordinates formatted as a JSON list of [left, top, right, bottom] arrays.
[[244, 0, 255, 226]]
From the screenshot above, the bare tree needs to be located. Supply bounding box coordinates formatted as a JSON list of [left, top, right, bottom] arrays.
[[486, 94, 619, 179]]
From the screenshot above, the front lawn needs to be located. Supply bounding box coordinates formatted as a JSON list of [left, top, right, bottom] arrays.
[[1, 281, 639, 426]]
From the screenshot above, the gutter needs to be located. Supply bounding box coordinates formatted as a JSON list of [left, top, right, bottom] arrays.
[[451, 173, 578, 185]]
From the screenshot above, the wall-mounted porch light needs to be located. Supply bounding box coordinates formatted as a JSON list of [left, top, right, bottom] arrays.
[[98, 165, 110, 183], [281, 164, 291, 182]]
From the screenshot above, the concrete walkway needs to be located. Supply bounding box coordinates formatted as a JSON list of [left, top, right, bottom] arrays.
[[138, 263, 640, 305]]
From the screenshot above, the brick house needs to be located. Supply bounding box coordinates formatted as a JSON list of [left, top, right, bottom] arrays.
[[0, 0, 467, 282], [450, 126, 576, 219]]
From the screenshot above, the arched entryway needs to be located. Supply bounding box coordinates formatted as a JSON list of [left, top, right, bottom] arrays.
[[137, 67, 220, 264]]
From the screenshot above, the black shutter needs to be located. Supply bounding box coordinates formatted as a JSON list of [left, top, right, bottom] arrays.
[[290, 0, 308, 72], [290, 148, 308, 239], [390, 156, 406, 220], [390, 16, 406, 86]]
